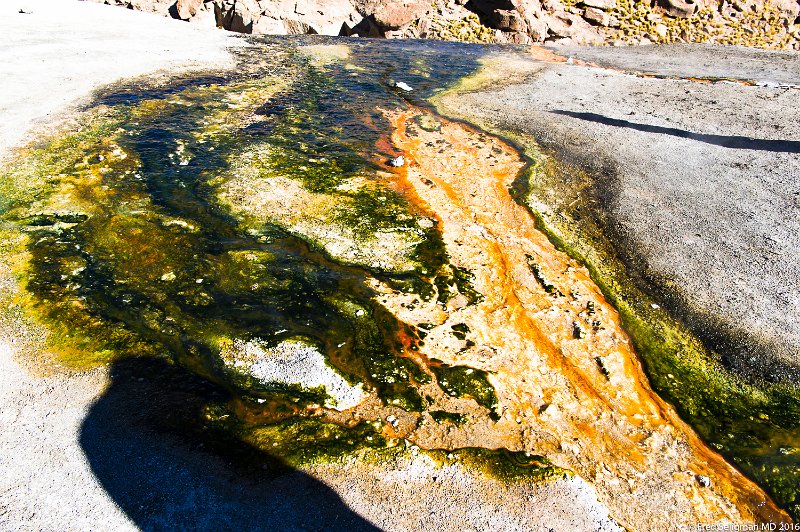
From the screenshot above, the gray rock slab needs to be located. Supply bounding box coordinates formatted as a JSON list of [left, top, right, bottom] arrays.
[[450, 49, 800, 381], [549, 43, 800, 86]]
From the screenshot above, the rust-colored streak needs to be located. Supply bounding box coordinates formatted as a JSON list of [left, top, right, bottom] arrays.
[[382, 108, 789, 528]]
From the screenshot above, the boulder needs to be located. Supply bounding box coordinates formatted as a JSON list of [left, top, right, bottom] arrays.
[[583, 6, 611, 25], [123, 0, 176, 14], [288, 0, 362, 35], [251, 15, 288, 34], [228, 0, 260, 32], [544, 12, 603, 42], [372, 0, 430, 30], [187, 1, 218, 27], [487, 8, 528, 31], [658, 0, 698, 18], [283, 18, 318, 33], [173, 0, 203, 20], [524, 11, 549, 40]]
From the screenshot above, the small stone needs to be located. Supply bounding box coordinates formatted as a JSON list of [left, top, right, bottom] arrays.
[[583, 7, 611, 26], [394, 81, 413, 92], [654, 23, 668, 38], [582, 0, 615, 9], [388, 155, 406, 167], [696, 475, 711, 487]]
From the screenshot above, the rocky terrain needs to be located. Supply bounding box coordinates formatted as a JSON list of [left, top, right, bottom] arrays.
[[95, 0, 800, 48], [2, 1, 799, 531]]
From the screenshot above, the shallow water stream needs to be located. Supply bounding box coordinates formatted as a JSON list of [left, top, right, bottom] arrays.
[[1, 36, 797, 526]]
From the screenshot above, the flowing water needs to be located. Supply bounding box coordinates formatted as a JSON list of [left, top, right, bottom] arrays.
[[0, 36, 798, 525]]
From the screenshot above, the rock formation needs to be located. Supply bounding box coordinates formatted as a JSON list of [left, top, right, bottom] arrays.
[[93, 0, 800, 48]]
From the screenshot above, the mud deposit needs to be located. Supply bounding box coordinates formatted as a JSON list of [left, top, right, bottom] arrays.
[[0, 37, 792, 528]]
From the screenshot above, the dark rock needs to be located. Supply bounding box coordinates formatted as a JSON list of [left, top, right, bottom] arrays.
[[487, 8, 528, 31], [471, 0, 520, 13]]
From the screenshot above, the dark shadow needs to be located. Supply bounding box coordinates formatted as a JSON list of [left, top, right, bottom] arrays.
[[551, 110, 800, 153], [79, 357, 382, 532]]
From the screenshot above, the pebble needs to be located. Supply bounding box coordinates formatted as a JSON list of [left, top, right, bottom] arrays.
[[696, 474, 711, 487], [394, 81, 413, 92], [388, 155, 405, 167]]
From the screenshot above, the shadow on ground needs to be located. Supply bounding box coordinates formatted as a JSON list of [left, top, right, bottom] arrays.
[[552, 110, 800, 153], [79, 357, 380, 531]]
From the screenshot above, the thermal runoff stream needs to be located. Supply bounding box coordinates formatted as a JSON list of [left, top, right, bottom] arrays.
[[0, 37, 796, 527]]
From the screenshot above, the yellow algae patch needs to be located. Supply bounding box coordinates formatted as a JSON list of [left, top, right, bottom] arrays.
[[299, 44, 351, 66], [381, 108, 789, 528], [216, 145, 429, 274]]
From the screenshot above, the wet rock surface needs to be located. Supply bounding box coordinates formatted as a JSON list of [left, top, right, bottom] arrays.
[[436, 43, 800, 520], [2, 4, 799, 530]]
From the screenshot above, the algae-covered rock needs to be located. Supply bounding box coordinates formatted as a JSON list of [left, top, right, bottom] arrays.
[[220, 336, 368, 410]]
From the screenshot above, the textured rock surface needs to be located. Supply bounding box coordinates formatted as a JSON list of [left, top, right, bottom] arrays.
[[90, 0, 800, 47], [439, 45, 800, 381], [2, 2, 799, 530]]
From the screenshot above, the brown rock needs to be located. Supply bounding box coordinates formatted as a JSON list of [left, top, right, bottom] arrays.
[[583, 6, 611, 25], [372, 0, 430, 29], [212, 0, 259, 33], [283, 18, 318, 33], [507, 30, 533, 42], [251, 15, 288, 34], [658, 0, 698, 18], [187, 1, 218, 27], [544, 12, 603, 42], [524, 12, 549, 40], [174, 0, 203, 20], [488, 8, 528, 31]]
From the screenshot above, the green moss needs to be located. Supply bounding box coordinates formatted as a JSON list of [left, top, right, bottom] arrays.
[[429, 14, 496, 44], [431, 363, 498, 418], [430, 410, 468, 425], [425, 448, 569, 483], [245, 418, 388, 466]]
